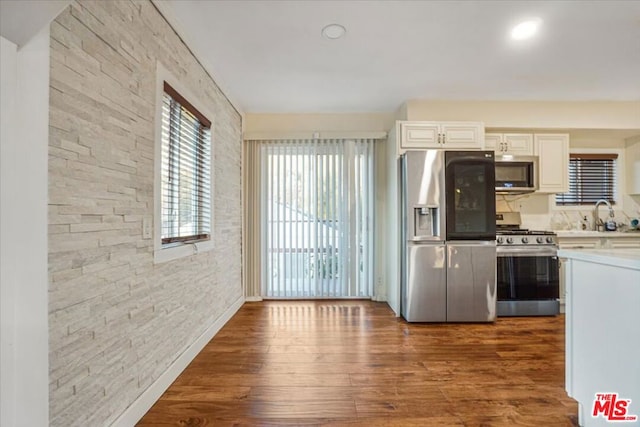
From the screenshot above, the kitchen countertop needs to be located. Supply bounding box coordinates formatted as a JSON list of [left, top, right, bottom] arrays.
[[555, 230, 640, 238], [557, 248, 640, 270]]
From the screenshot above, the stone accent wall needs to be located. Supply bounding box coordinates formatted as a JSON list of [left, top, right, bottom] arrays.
[[48, 1, 242, 425]]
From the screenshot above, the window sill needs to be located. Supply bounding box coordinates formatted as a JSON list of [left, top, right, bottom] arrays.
[[154, 240, 214, 264]]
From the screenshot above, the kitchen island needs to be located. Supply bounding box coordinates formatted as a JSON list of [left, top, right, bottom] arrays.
[[556, 232, 640, 313], [560, 248, 640, 426]]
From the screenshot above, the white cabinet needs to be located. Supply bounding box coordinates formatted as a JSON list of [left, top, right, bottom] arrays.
[[400, 122, 440, 149], [485, 133, 534, 155], [534, 134, 569, 193], [399, 121, 484, 152], [557, 238, 598, 314], [557, 233, 640, 250], [625, 137, 640, 195], [611, 238, 640, 248]]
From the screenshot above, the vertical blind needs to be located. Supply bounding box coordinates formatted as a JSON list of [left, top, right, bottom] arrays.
[[160, 83, 212, 244], [251, 139, 375, 299], [556, 153, 617, 205]]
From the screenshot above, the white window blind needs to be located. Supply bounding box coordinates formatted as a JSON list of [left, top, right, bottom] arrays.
[[261, 139, 375, 298], [160, 82, 212, 244], [556, 153, 617, 206]]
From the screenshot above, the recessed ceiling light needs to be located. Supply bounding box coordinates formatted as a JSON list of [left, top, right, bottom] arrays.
[[511, 18, 542, 40], [321, 24, 346, 40]]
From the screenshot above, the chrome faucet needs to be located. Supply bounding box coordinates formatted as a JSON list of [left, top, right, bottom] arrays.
[[593, 199, 614, 231]]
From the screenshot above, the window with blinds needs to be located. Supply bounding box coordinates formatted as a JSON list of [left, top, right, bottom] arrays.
[[556, 153, 617, 206], [160, 82, 212, 245]]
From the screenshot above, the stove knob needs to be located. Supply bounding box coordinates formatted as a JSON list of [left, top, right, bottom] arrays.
[[536, 237, 544, 244], [497, 237, 504, 244], [506, 237, 514, 244], [522, 237, 529, 244], [546, 237, 554, 244]]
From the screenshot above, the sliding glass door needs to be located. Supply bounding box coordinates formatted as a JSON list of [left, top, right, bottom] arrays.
[[261, 139, 374, 298]]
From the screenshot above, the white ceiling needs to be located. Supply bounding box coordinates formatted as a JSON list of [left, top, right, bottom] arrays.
[[157, 0, 640, 113], [0, 0, 69, 47], [2, 1, 639, 114]]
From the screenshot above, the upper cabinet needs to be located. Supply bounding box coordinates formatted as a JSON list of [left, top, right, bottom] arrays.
[[534, 134, 570, 193], [398, 121, 484, 152], [625, 137, 640, 195], [485, 133, 534, 155]]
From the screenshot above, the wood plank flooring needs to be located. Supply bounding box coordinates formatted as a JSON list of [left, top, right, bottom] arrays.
[[138, 301, 578, 426]]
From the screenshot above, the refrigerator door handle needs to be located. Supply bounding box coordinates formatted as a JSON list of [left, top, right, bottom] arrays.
[[409, 238, 445, 243], [447, 240, 496, 245]]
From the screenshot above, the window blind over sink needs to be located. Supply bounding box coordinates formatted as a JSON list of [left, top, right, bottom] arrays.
[[556, 153, 617, 205]]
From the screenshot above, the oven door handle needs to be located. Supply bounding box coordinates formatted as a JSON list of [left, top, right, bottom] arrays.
[[497, 247, 558, 257]]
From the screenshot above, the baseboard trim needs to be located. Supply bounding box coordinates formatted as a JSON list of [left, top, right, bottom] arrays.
[[111, 295, 245, 427], [244, 296, 263, 302]]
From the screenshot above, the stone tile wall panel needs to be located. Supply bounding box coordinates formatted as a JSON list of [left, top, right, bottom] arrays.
[[48, 1, 243, 425]]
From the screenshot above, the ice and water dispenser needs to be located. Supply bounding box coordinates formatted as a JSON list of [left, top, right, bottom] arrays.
[[413, 206, 439, 239]]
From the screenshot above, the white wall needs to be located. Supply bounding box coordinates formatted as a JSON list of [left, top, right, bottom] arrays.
[[0, 34, 18, 427], [403, 100, 640, 130], [0, 28, 50, 427], [244, 112, 395, 139], [383, 125, 400, 315]]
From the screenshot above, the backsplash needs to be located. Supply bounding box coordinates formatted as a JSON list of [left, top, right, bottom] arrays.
[[496, 193, 640, 231]]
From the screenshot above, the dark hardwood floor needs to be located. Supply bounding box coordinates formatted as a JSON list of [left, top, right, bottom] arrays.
[[138, 300, 578, 426]]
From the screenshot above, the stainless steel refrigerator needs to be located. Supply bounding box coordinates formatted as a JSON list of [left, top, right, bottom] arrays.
[[401, 150, 497, 322]]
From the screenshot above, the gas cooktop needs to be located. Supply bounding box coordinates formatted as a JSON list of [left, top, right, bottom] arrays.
[[495, 212, 557, 246], [496, 229, 556, 236]]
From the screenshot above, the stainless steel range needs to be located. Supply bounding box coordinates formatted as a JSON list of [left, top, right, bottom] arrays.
[[496, 212, 560, 316]]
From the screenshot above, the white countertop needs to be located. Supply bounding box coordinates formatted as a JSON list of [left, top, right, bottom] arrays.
[[558, 248, 640, 270], [555, 230, 640, 238]]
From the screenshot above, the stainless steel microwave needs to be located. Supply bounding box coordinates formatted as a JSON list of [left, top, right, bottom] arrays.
[[495, 155, 538, 194]]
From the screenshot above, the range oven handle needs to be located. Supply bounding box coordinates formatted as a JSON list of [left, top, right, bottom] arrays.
[[497, 246, 558, 257]]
